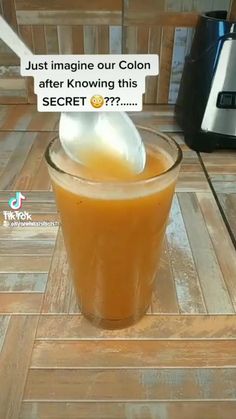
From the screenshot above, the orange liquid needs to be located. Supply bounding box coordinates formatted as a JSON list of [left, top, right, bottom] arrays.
[[52, 147, 176, 328]]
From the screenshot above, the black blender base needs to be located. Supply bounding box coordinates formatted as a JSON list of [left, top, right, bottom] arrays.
[[184, 132, 236, 152], [184, 134, 214, 152], [175, 11, 236, 153]]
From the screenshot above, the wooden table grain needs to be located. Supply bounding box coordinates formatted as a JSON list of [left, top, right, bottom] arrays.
[[0, 105, 236, 419]]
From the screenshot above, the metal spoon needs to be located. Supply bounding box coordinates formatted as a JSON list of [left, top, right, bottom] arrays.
[[59, 112, 146, 173]]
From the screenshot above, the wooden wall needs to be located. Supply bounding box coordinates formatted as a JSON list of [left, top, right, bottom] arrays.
[[0, 0, 233, 105]]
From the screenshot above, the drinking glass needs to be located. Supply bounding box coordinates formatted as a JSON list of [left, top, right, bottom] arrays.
[[45, 127, 182, 329]]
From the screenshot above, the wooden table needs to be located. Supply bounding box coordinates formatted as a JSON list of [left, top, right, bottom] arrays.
[[0, 105, 236, 419]]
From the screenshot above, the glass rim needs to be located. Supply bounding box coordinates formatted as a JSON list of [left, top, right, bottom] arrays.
[[45, 126, 183, 186]]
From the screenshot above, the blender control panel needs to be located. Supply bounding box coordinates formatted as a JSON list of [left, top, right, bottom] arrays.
[[217, 92, 236, 109]]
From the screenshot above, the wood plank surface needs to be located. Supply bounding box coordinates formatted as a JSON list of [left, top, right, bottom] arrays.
[[0, 131, 37, 189], [12, 132, 54, 190], [36, 314, 236, 340], [0, 131, 23, 172], [0, 104, 236, 416], [124, 1, 199, 26], [178, 193, 234, 313], [144, 27, 161, 104], [0, 273, 47, 292], [42, 228, 74, 314], [0, 105, 179, 132], [32, 25, 46, 54], [45, 25, 59, 54], [0, 190, 55, 202], [57, 26, 73, 54], [157, 27, 175, 103], [2, 106, 36, 130], [166, 195, 206, 313], [0, 294, 43, 313], [15, 0, 123, 32], [17, 25, 36, 103], [23, 368, 236, 400], [31, 339, 236, 368], [72, 26, 84, 54], [0, 240, 54, 255], [151, 238, 179, 314], [0, 226, 58, 240], [16, 10, 122, 26], [229, 0, 236, 19], [16, 0, 122, 12], [0, 255, 51, 272], [197, 192, 236, 310], [19, 401, 236, 419], [130, 113, 181, 132], [201, 151, 236, 175], [0, 105, 36, 130], [0, 200, 56, 213], [0, 316, 38, 419], [0, 315, 10, 351], [213, 177, 236, 193], [1, 0, 18, 29], [124, 11, 199, 27], [200, 150, 236, 243], [218, 194, 236, 240]]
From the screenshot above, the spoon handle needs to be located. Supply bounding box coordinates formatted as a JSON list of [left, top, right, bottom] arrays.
[[0, 16, 32, 58]]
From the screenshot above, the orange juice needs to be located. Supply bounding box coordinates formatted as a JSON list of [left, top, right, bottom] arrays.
[[46, 129, 182, 328]]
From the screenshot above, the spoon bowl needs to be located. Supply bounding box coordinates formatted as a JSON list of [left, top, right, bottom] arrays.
[[59, 112, 146, 174]]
